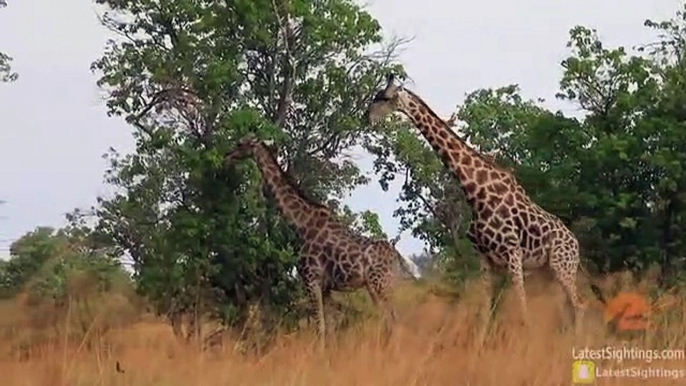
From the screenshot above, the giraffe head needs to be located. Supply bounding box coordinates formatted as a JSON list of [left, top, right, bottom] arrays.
[[365, 74, 410, 125], [224, 133, 275, 166]]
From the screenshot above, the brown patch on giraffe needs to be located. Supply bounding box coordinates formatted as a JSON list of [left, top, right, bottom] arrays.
[[481, 207, 493, 220], [521, 232, 528, 248], [304, 228, 318, 240], [496, 205, 510, 218], [476, 170, 488, 185], [288, 201, 303, 211], [529, 224, 541, 237], [461, 154, 473, 166], [476, 202, 485, 213], [513, 216, 523, 229], [519, 212, 529, 224], [464, 182, 477, 196], [476, 188, 487, 201], [465, 167, 475, 179], [491, 216, 503, 229], [492, 182, 508, 195]]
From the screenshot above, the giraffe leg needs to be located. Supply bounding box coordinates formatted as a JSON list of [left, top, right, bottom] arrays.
[[475, 256, 494, 349], [366, 282, 395, 345], [321, 289, 338, 334], [305, 281, 326, 352], [505, 249, 528, 327], [550, 255, 584, 335]]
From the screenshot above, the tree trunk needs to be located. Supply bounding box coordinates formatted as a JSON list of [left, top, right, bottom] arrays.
[[659, 198, 676, 288]]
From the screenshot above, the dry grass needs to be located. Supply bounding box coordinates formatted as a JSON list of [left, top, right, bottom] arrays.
[[1, 274, 685, 386]]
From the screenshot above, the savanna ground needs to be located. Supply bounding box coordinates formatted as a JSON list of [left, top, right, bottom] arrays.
[[1, 272, 684, 386]]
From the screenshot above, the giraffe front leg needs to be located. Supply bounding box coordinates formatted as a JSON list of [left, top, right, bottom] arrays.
[[506, 249, 528, 327], [475, 256, 494, 349], [321, 289, 340, 336], [305, 281, 326, 352]]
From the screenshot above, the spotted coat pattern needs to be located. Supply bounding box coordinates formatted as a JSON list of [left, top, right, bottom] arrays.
[[225, 134, 414, 347], [365, 75, 585, 340]]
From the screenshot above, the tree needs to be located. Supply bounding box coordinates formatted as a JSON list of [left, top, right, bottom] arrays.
[[366, 118, 478, 284], [0, 224, 129, 300], [90, 0, 407, 335]]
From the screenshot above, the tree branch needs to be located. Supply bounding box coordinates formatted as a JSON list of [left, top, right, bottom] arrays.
[[272, 0, 295, 128]]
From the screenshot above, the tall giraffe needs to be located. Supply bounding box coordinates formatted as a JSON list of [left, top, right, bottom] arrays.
[[365, 74, 589, 342], [224, 133, 418, 348]]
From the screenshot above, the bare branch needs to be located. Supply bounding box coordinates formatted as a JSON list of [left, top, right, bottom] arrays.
[[272, 0, 295, 128]]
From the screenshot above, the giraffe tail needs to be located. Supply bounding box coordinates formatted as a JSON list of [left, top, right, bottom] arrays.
[[590, 283, 606, 305], [578, 259, 606, 305]]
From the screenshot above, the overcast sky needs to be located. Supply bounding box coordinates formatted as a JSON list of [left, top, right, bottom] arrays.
[[0, 0, 681, 258]]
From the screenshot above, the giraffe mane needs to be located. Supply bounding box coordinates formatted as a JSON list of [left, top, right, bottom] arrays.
[[260, 144, 332, 212], [401, 88, 514, 175]]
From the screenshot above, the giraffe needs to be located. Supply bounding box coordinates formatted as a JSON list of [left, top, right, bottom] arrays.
[[365, 74, 591, 343], [224, 133, 418, 349]]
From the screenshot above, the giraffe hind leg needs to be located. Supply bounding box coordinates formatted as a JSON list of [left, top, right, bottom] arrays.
[[475, 256, 494, 350], [550, 252, 584, 334], [366, 280, 395, 346], [504, 248, 528, 327]]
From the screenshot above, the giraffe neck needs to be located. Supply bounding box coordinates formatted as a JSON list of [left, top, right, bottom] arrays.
[[251, 145, 331, 239], [397, 89, 510, 203]]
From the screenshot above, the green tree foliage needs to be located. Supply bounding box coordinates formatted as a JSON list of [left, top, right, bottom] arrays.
[[0, 224, 130, 301], [0, 222, 137, 351], [90, 0, 406, 332], [1, 227, 60, 297]]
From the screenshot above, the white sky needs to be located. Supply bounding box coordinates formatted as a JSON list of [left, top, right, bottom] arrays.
[[0, 0, 681, 258]]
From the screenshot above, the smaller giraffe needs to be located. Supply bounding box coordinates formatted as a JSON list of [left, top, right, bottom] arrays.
[[224, 133, 419, 348]]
